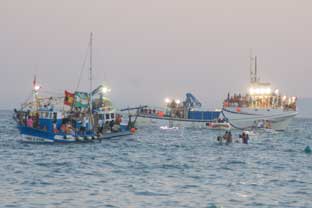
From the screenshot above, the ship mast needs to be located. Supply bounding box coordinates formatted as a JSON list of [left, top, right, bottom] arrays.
[[250, 51, 259, 83], [88, 32, 94, 131], [254, 56, 258, 83], [89, 32, 93, 113], [32, 75, 40, 111]]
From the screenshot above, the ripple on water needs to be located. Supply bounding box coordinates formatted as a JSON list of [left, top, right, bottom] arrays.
[[0, 111, 311, 208]]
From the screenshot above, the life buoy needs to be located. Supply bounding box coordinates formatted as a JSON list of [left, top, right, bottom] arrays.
[[236, 107, 241, 113]]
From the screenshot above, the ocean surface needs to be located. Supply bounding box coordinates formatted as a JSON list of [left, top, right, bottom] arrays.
[[0, 110, 311, 208]]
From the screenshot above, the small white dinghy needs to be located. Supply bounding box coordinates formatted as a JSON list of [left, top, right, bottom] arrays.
[[206, 122, 231, 130], [160, 126, 179, 130]]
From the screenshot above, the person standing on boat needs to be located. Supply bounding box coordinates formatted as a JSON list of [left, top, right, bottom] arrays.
[[52, 122, 58, 133], [98, 118, 104, 134], [80, 116, 87, 136], [32, 112, 39, 128], [109, 119, 115, 132], [26, 116, 33, 128]]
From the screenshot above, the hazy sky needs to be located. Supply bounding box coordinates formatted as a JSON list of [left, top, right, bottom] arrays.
[[1, 0, 312, 109]]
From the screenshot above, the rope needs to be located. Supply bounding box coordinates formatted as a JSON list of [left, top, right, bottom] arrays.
[[21, 91, 33, 110], [75, 45, 89, 92]]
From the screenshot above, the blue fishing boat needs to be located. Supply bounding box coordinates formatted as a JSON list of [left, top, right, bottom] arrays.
[[14, 96, 135, 143], [14, 33, 136, 143]]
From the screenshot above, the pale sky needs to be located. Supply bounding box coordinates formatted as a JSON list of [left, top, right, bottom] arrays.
[[1, 0, 312, 109]]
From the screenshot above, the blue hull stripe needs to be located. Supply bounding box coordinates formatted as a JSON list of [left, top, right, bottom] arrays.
[[17, 125, 132, 143]]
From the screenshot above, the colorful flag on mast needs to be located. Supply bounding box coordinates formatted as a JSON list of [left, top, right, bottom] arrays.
[[64, 91, 75, 106], [74, 92, 89, 108]]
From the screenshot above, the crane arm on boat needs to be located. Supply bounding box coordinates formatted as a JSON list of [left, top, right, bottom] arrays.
[[185, 93, 202, 108]]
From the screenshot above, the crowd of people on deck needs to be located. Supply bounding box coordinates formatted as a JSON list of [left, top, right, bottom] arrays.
[[140, 106, 187, 119], [140, 108, 166, 118], [54, 113, 123, 137], [14, 109, 40, 129], [14, 108, 125, 137], [224, 93, 297, 110]]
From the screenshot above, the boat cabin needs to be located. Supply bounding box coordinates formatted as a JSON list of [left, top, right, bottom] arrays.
[[95, 110, 116, 123], [38, 110, 63, 132]]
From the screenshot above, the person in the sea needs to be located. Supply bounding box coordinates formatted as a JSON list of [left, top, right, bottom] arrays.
[[241, 132, 249, 144], [245, 133, 249, 144], [240, 132, 244, 143], [227, 131, 233, 144], [223, 131, 228, 142], [223, 131, 232, 144], [217, 136, 223, 144]]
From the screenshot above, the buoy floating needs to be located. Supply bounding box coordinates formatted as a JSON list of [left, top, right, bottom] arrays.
[[304, 145, 312, 154]]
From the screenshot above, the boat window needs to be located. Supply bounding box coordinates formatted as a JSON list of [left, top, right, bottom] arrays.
[[106, 114, 110, 120], [45, 112, 49, 118], [111, 113, 115, 119]]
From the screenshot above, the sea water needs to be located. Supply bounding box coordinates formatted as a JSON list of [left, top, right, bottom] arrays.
[[0, 110, 311, 208]]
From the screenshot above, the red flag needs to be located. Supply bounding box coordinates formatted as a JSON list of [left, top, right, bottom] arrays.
[[64, 91, 74, 106]]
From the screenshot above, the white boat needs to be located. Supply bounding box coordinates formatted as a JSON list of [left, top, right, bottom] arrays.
[[136, 93, 225, 128], [206, 121, 231, 130], [222, 56, 297, 131], [222, 107, 297, 131]]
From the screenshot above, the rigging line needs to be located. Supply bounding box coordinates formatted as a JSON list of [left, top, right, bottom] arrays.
[[37, 96, 65, 100], [40, 86, 73, 94], [39, 90, 64, 95], [75, 43, 90, 92], [22, 91, 33, 106]]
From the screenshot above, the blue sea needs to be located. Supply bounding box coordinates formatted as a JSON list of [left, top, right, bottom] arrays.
[[0, 110, 311, 208]]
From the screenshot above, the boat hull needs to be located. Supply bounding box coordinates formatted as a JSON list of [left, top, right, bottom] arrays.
[[206, 122, 231, 130], [222, 107, 297, 131], [18, 126, 132, 143], [136, 115, 223, 129]]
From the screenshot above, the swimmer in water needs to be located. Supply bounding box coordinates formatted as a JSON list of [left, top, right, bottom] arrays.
[[217, 136, 223, 144], [240, 132, 249, 144]]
